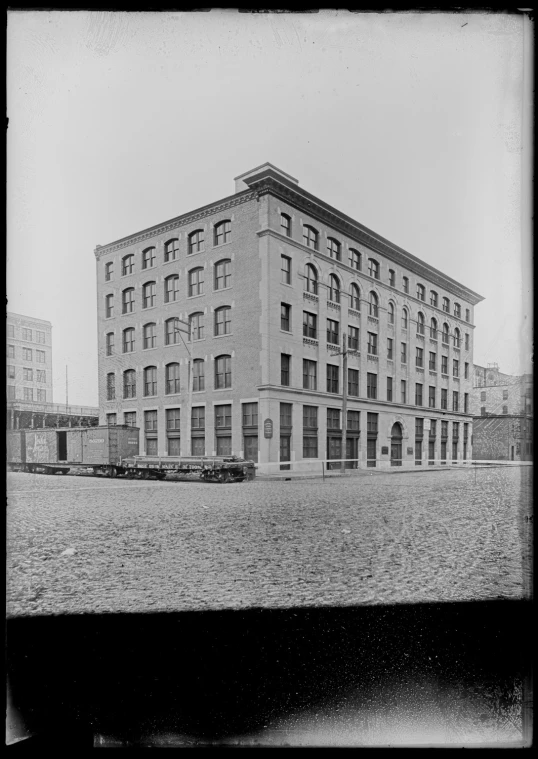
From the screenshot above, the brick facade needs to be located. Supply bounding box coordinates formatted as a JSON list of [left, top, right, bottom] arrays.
[[6, 312, 53, 403], [95, 163, 484, 470]]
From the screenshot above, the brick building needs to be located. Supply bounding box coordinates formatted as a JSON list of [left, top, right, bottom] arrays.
[[95, 163, 484, 471], [471, 363, 533, 461], [6, 312, 53, 403]]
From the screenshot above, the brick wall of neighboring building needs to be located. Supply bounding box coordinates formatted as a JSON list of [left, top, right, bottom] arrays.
[[95, 163, 484, 469], [6, 312, 53, 403], [472, 415, 533, 461]]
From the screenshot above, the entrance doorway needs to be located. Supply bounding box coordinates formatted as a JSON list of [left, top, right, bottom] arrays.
[[57, 431, 68, 461], [280, 435, 290, 471], [390, 423, 403, 466], [243, 435, 259, 463]]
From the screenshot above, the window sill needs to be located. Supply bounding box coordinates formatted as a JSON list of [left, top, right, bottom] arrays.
[[213, 240, 232, 250], [187, 293, 205, 300], [214, 333, 233, 339], [214, 387, 233, 392], [142, 306, 157, 311], [214, 285, 232, 293]]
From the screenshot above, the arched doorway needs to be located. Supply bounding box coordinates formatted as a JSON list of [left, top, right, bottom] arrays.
[[390, 423, 403, 466]]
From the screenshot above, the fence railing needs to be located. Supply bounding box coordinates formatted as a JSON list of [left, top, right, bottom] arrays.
[[254, 457, 531, 476]]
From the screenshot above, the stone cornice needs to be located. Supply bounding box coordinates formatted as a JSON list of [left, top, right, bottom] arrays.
[[251, 177, 484, 306], [94, 191, 256, 260]]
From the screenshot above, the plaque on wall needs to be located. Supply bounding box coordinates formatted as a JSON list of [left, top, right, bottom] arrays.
[[407, 447, 414, 455], [381, 446, 389, 455], [263, 419, 273, 439]]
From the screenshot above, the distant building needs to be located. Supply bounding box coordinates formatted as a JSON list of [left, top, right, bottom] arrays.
[[471, 363, 533, 461], [94, 163, 483, 470], [6, 311, 99, 429], [6, 312, 53, 403]]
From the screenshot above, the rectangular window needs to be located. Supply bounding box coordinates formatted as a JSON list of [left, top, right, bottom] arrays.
[[348, 410, 360, 431], [465, 308, 470, 322], [166, 408, 181, 431], [143, 282, 156, 308], [165, 363, 180, 395], [415, 383, 423, 406], [415, 439, 423, 465], [7, 325, 15, 337], [303, 311, 317, 339], [124, 412, 136, 427], [37, 389, 46, 402], [430, 420, 437, 438], [23, 388, 33, 401], [502, 389, 509, 400], [242, 402, 258, 428], [401, 380, 407, 404], [215, 307, 231, 336], [453, 359, 459, 378], [303, 405, 318, 458], [36, 330, 45, 343], [327, 408, 341, 430], [105, 294, 114, 318], [106, 333, 114, 356], [442, 297, 450, 313], [417, 284, 425, 301], [327, 364, 339, 394], [367, 413, 378, 434], [367, 332, 378, 355], [188, 269, 204, 297], [428, 386, 436, 408], [23, 368, 33, 381], [303, 436, 318, 458], [281, 303, 291, 332], [387, 376, 393, 402], [281, 214, 291, 237], [280, 402, 292, 428], [106, 373, 115, 400], [389, 269, 395, 287], [441, 356, 448, 375], [215, 404, 232, 429], [348, 368, 359, 397], [480, 391, 486, 402], [144, 367, 157, 397], [7, 365, 15, 379], [22, 328, 32, 341], [387, 338, 393, 360], [214, 259, 231, 290], [464, 393, 469, 413], [303, 405, 318, 429], [452, 392, 459, 412], [441, 389, 448, 410], [215, 356, 232, 389], [349, 249, 361, 270], [348, 326, 359, 351], [165, 276, 179, 303], [281, 354, 290, 386], [327, 319, 339, 345], [303, 359, 317, 390], [403, 277, 409, 294], [107, 413, 117, 426], [216, 435, 232, 456], [7, 385, 16, 399], [36, 350, 45, 363], [429, 352, 436, 371], [191, 360, 204, 392], [416, 347, 423, 368], [105, 262, 113, 281], [281, 255, 291, 284], [192, 407, 206, 430], [401, 342, 407, 364], [7, 345, 15, 358], [367, 373, 377, 400], [192, 436, 205, 456], [464, 362, 469, 379]]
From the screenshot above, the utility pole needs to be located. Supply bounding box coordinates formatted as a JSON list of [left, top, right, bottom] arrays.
[[330, 331, 348, 474], [66, 365, 68, 412]]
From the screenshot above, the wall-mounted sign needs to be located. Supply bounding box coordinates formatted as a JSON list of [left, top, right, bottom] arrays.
[[264, 419, 273, 439], [407, 447, 414, 455], [381, 446, 389, 455]]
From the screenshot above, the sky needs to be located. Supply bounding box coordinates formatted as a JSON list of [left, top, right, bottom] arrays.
[[7, 10, 533, 407]]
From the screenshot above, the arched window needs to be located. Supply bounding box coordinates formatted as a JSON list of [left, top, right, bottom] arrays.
[[215, 355, 231, 389], [164, 274, 179, 303], [430, 290, 438, 307], [388, 302, 395, 324], [328, 274, 340, 304], [214, 220, 231, 246], [442, 323, 450, 344], [122, 254, 134, 276], [402, 307, 408, 329], [368, 258, 380, 279], [280, 213, 291, 237], [189, 312, 204, 341], [417, 312, 425, 335], [106, 332, 114, 356], [106, 372, 115, 400], [430, 318, 438, 339], [417, 284, 425, 301], [215, 306, 231, 336], [303, 225, 319, 250], [123, 369, 136, 399], [143, 322, 157, 349], [142, 247, 156, 270], [188, 229, 205, 255], [305, 264, 318, 294], [164, 238, 179, 263], [402, 276, 409, 294], [350, 283, 361, 311], [123, 328, 135, 353], [327, 237, 341, 261], [165, 317, 181, 346], [453, 327, 461, 348], [105, 261, 113, 281], [192, 359, 205, 391], [105, 294, 114, 318], [142, 282, 156, 309], [122, 288, 135, 314], [454, 302, 461, 318], [369, 291, 379, 318], [214, 259, 231, 290], [349, 248, 361, 271], [165, 363, 180, 395], [442, 297, 450, 313], [143, 366, 157, 397], [188, 267, 204, 297]]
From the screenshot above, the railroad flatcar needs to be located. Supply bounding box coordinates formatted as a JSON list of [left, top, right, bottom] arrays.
[[6, 426, 255, 482]]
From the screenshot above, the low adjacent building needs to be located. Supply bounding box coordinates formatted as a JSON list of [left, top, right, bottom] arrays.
[[471, 363, 533, 461]]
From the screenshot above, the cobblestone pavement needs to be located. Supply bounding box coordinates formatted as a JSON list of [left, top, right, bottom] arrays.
[[6, 466, 532, 617]]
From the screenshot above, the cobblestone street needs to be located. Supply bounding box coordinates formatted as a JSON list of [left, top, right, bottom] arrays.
[[7, 465, 531, 617]]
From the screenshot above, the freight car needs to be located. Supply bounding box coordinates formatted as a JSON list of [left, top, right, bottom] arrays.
[[6, 426, 256, 482]]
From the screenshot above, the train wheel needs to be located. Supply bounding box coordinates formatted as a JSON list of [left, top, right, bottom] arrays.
[[219, 470, 232, 484]]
